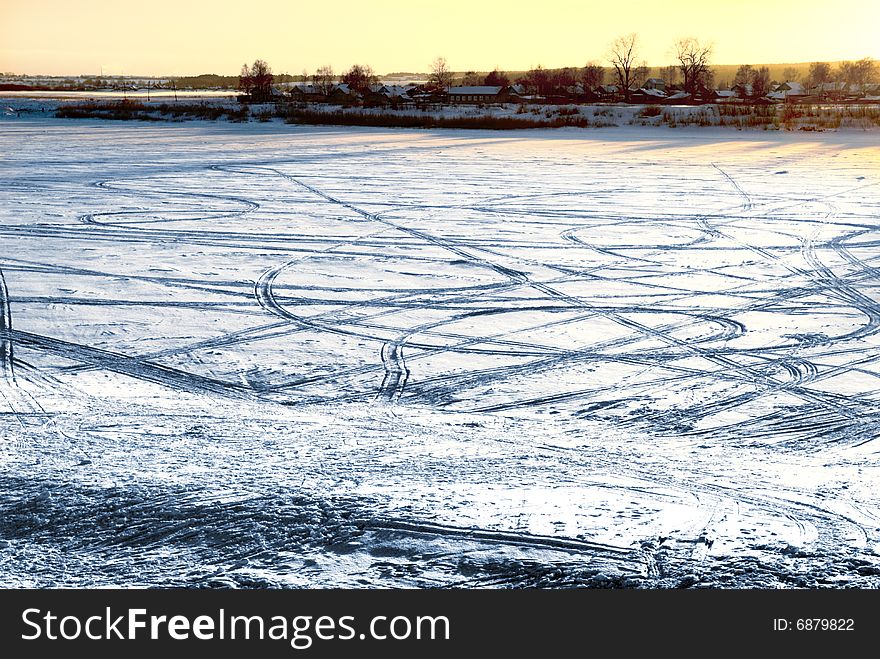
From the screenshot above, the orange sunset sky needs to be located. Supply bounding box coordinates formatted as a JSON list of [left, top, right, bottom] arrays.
[[1, 0, 878, 76]]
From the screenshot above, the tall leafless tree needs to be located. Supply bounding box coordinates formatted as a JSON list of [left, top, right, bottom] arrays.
[[839, 58, 878, 88], [238, 62, 254, 96], [341, 64, 378, 94], [806, 62, 831, 91], [521, 65, 551, 96], [861, 57, 880, 84], [429, 56, 453, 90], [239, 59, 274, 101], [674, 37, 713, 94], [312, 65, 335, 96], [581, 62, 604, 90], [733, 64, 755, 87], [608, 33, 640, 101], [551, 67, 578, 93], [251, 59, 274, 101]]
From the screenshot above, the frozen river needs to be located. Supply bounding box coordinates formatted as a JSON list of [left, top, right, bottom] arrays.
[[1, 117, 879, 587]]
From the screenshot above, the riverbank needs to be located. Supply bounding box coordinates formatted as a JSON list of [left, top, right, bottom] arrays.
[[4, 96, 880, 131]]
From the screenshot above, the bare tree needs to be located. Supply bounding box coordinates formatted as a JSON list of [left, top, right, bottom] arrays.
[[238, 62, 254, 97], [582, 62, 604, 90], [250, 59, 274, 101], [674, 37, 713, 94], [521, 65, 551, 96], [312, 65, 335, 96], [734, 65, 755, 87], [862, 57, 880, 84], [429, 56, 453, 90], [608, 33, 640, 101], [840, 58, 879, 88], [806, 62, 831, 91], [550, 67, 578, 92], [341, 64, 378, 94], [837, 61, 856, 86], [239, 59, 274, 101]]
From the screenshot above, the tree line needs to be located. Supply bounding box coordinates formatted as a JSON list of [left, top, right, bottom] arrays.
[[237, 34, 878, 103]]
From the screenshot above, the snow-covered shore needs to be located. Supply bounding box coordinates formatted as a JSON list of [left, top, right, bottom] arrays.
[[4, 95, 879, 131]]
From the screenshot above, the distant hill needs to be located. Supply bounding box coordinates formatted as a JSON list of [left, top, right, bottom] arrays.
[[172, 72, 303, 89]]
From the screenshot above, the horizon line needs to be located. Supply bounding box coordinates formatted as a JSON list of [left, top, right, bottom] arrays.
[[5, 58, 877, 80]]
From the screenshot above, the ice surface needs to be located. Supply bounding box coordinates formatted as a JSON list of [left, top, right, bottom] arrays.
[[1, 117, 879, 587]]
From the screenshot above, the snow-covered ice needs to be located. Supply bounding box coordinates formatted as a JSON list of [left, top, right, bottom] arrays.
[[1, 116, 879, 587]]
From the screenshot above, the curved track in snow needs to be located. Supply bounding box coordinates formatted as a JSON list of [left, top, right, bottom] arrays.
[[2, 120, 880, 588]]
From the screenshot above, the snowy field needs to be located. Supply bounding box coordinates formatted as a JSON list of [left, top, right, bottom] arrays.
[[1, 117, 880, 588]]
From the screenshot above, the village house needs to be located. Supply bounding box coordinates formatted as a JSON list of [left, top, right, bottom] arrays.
[[562, 82, 598, 102], [381, 84, 416, 103], [769, 81, 807, 100], [327, 83, 361, 104], [447, 85, 509, 103], [665, 90, 692, 103], [287, 82, 325, 102], [731, 83, 753, 99], [813, 81, 850, 99], [595, 84, 620, 101], [642, 78, 666, 91], [363, 84, 415, 106], [692, 84, 718, 104], [628, 87, 667, 103], [712, 89, 737, 102]]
